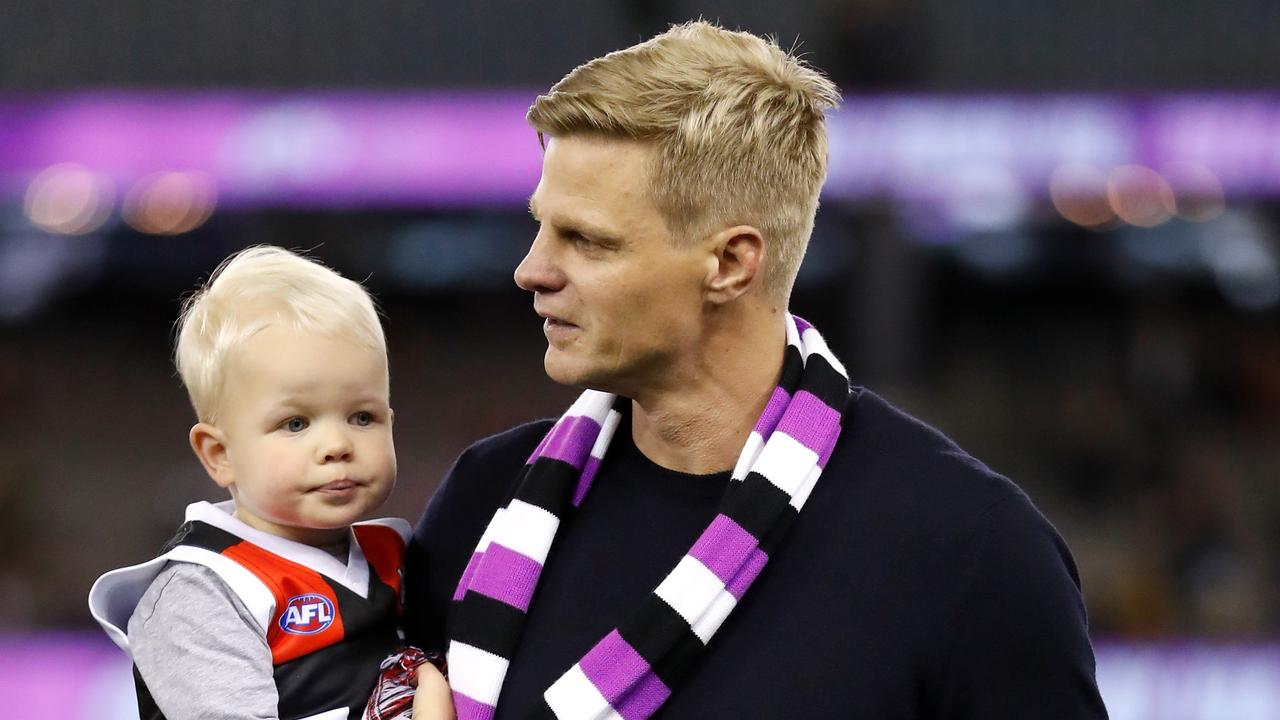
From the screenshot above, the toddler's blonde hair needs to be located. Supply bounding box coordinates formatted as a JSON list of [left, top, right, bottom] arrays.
[[175, 246, 386, 423]]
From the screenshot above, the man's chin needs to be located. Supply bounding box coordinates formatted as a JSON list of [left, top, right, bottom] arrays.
[[543, 349, 606, 390], [543, 350, 582, 387]]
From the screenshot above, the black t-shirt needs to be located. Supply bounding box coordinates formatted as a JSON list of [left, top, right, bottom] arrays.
[[406, 389, 1109, 718]]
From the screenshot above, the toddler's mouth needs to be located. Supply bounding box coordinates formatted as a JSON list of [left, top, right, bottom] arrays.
[[315, 479, 359, 493]]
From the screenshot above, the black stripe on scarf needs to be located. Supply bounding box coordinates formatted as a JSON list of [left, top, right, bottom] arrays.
[[451, 593, 527, 659], [796, 351, 850, 411], [619, 595, 707, 688], [719, 474, 795, 541], [513, 458, 580, 516]]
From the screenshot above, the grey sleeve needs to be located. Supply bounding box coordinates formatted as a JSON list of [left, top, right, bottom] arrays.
[[128, 563, 280, 720]]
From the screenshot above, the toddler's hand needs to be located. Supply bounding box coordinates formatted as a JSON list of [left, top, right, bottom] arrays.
[[412, 662, 454, 720], [364, 647, 450, 720]]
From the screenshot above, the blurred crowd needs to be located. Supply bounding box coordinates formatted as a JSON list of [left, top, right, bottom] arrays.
[[0, 223, 1275, 641]]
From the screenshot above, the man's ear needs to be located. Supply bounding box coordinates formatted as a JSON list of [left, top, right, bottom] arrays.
[[704, 225, 764, 304], [189, 422, 234, 488]]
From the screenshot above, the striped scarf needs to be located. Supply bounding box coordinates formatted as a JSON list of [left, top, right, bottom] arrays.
[[447, 313, 850, 719]]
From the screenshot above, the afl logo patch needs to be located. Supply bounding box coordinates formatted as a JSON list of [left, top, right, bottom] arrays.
[[278, 594, 335, 635]]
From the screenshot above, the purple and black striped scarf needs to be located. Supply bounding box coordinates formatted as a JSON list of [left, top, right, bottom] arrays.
[[447, 313, 850, 719]]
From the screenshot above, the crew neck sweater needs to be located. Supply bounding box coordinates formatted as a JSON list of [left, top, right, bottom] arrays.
[[406, 389, 1108, 718]]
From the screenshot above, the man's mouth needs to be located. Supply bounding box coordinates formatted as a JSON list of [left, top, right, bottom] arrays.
[[542, 317, 582, 342], [537, 306, 579, 334]]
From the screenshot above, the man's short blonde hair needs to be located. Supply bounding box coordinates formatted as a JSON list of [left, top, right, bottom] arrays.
[[175, 246, 386, 424], [527, 20, 840, 300]]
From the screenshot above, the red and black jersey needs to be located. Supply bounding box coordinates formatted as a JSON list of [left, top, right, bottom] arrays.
[[90, 500, 410, 720]]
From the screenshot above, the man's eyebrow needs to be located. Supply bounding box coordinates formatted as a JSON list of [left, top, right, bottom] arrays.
[[527, 197, 623, 245], [565, 219, 624, 246]]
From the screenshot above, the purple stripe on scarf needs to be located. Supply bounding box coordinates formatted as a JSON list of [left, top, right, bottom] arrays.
[[579, 630, 653, 702], [452, 691, 496, 720], [793, 314, 813, 335], [573, 454, 602, 507], [725, 547, 769, 600], [538, 414, 602, 470], [579, 631, 671, 719], [687, 514, 758, 585], [453, 551, 484, 601], [468, 543, 543, 611], [774, 389, 842, 463], [614, 671, 673, 720], [817, 431, 840, 468], [753, 386, 791, 437]]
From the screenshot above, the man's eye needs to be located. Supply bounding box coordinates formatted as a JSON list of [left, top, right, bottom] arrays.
[[283, 417, 308, 432], [351, 411, 373, 426]]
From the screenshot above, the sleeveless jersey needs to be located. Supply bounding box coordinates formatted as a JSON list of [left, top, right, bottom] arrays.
[[89, 500, 410, 720]]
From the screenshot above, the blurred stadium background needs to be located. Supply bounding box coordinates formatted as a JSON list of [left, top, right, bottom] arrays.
[[1, 1, 1278, 717]]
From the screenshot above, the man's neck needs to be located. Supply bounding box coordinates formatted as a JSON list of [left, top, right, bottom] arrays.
[[629, 305, 786, 475]]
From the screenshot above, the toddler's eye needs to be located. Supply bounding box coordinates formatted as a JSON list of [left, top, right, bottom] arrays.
[[284, 417, 308, 432], [352, 411, 373, 426]]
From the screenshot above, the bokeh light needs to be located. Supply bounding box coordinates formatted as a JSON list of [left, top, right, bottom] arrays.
[[22, 163, 115, 235], [122, 171, 217, 235], [1107, 165, 1176, 227], [1199, 212, 1280, 311], [1049, 163, 1116, 228]]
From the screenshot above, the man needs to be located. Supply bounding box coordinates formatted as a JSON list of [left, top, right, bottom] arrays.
[[406, 21, 1108, 719]]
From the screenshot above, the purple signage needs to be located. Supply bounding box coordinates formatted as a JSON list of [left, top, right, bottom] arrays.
[[1094, 641, 1280, 720], [0, 91, 544, 209], [0, 633, 1277, 719], [1, 92, 1279, 210], [0, 632, 137, 719]]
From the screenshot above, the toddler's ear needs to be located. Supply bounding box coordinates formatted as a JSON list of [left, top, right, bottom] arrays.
[[189, 423, 233, 488]]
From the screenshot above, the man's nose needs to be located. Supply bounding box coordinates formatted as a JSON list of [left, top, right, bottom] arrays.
[[514, 230, 564, 293]]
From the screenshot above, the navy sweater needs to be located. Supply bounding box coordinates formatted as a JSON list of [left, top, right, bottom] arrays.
[[406, 389, 1108, 718]]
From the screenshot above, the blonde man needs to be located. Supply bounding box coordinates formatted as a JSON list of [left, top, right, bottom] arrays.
[[90, 247, 452, 720], [409, 21, 1106, 719]]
